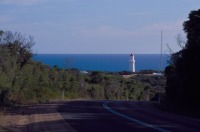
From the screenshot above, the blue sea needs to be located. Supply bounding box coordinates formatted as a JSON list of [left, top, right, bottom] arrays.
[[32, 54, 170, 72]]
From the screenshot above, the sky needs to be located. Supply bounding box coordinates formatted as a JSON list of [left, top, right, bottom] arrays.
[[0, 0, 200, 54]]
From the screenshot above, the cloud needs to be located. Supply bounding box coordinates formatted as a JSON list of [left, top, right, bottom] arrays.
[[138, 20, 185, 37], [0, 0, 46, 5], [0, 0, 79, 5], [79, 26, 136, 38], [78, 20, 185, 40], [0, 16, 14, 24], [139, 20, 186, 53], [128, 12, 151, 16], [75, 20, 185, 54]]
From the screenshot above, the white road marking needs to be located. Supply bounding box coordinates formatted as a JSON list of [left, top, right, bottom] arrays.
[[103, 101, 170, 132]]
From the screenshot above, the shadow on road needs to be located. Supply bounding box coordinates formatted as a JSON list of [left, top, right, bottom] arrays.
[[57, 101, 156, 132]]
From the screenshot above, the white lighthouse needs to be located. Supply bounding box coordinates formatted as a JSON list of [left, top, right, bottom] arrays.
[[129, 53, 135, 72]]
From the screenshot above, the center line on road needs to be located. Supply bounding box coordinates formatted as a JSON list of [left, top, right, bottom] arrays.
[[103, 101, 170, 132]]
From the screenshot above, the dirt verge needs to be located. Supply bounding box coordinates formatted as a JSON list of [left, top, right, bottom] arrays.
[[0, 101, 75, 132]]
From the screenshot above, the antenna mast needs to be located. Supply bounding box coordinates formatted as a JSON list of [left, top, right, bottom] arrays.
[[160, 30, 163, 72]]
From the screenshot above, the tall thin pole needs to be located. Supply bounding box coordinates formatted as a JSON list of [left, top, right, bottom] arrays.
[[159, 30, 163, 104], [160, 30, 163, 72]]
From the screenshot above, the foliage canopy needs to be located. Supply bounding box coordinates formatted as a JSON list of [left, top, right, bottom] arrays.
[[165, 9, 200, 110]]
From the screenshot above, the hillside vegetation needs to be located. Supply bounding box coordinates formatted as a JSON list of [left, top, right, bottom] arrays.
[[0, 30, 165, 105]]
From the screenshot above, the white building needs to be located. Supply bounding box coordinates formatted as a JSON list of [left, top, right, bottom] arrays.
[[129, 53, 135, 72]]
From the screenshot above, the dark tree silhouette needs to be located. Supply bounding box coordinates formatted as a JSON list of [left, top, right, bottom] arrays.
[[165, 9, 200, 110]]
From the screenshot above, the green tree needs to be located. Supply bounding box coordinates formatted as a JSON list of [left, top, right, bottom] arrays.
[[0, 31, 34, 69]]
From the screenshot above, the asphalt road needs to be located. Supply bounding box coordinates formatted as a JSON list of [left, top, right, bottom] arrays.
[[58, 101, 200, 132]]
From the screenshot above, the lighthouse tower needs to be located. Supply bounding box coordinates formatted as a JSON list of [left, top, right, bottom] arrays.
[[129, 53, 135, 72]]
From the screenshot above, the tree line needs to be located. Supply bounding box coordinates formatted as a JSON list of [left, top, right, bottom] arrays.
[[0, 30, 165, 105]]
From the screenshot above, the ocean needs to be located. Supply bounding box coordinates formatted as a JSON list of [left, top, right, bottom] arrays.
[[32, 54, 170, 72]]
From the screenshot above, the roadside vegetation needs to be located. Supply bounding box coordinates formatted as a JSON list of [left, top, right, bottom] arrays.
[[165, 9, 200, 114], [0, 30, 165, 106]]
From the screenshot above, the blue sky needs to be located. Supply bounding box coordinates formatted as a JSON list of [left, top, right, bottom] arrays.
[[0, 0, 200, 54]]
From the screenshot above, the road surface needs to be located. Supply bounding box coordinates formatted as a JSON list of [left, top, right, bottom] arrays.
[[58, 101, 200, 132]]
